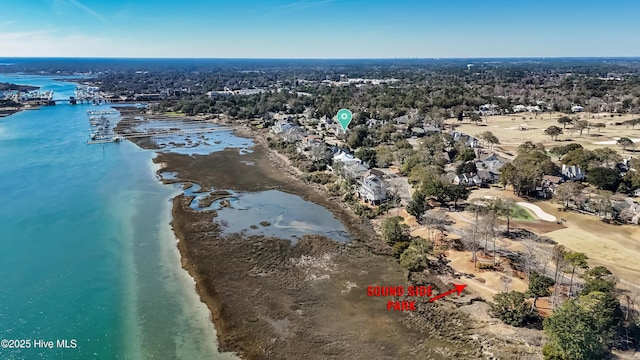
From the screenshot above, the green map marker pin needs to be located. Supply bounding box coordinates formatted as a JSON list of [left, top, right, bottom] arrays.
[[337, 109, 353, 132]]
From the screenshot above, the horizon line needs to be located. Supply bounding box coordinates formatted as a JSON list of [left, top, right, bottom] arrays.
[[1, 56, 640, 61]]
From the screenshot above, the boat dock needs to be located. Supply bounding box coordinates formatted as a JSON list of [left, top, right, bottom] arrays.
[[86, 109, 123, 144]]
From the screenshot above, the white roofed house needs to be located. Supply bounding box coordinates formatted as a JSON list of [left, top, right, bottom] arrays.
[[479, 104, 499, 116], [513, 105, 527, 113], [450, 131, 479, 148], [358, 172, 388, 204], [332, 151, 369, 180], [453, 173, 482, 187]]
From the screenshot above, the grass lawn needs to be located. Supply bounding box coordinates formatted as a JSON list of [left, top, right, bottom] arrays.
[[511, 205, 535, 220], [163, 111, 185, 116]]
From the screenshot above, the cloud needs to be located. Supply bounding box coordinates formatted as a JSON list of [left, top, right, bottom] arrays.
[[0, 30, 109, 57], [66, 0, 108, 24]]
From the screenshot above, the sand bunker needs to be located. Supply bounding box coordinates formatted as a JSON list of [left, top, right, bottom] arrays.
[[594, 137, 640, 145], [517, 202, 557, 222]]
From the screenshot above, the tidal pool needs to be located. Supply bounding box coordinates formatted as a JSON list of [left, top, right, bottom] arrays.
[[182, 185, 350, 243], [214, 190, 350, 243]]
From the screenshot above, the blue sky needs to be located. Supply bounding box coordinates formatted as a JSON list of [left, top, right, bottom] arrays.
[[1, 0, 639, 58]]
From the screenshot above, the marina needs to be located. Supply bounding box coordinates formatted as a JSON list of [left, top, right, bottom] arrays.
[[86, 109, 123, 144]]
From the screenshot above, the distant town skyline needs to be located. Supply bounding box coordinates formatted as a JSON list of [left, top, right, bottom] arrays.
[[1, 0, 639, 58]]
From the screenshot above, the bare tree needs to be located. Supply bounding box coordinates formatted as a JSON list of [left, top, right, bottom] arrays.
[[461, 225, 481, 268], [522, 237, 539, 282], [552, 244, 568, 284], [386, 181, 403, 216], [465, 202, 489, 268], [549, 283, 563, 310], [502, 266, 514, 292], [479, 214, 496, 258], [538, 247, 553, 276], [423, 209, 448, 244]]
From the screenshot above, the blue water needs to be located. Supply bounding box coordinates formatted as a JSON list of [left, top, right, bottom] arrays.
[[0, 74, 82, 100], [0, 75, 236, 360], [0, 74, 352, 360]]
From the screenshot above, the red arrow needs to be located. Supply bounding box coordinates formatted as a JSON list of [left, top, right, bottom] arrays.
[[428, 284, 467, 303]]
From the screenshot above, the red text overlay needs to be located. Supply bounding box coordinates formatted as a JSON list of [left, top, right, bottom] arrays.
[[367, 284, 467, 311]]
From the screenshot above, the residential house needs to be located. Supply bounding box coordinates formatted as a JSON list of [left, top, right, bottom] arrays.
[[297, 135, 321, 151], [366, 119, 386, 127], [393, 115, 410, 125], [271, 119, 294, 135], [612, 198, 640, 224], [423, 124, 442, 136], [451, 131, 479, 148], [358, 173, 387, 204], [538, 175, 564, 198], [513, 105, 527, 113], [332, 151, 369, 179], [474, 152, 509, 183], [453, 173, 482, 187], [561, 164, 585, 181], [476, 170, 500, 185], [297, 135, 330, 161], [411, 127, 426, 137], [616, 161, 629, 174], [479, 104, 499, 116], [282, 127, 305, 143], [476, 152, 508, 168]]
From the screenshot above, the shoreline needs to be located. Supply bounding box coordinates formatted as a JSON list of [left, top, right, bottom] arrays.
[[0, 106, 39, 117], [153, 130, 479, 358], [112, 107, 538, 358], [119, 109, 542, 359]]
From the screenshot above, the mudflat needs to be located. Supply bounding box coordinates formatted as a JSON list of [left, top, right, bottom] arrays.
[[157, 144, 481, 359]]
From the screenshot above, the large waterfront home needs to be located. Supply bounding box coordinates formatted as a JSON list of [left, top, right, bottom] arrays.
[[358, 172, 387, 204], [332, 151, 369, 179], [358, 170, 387, 205]]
